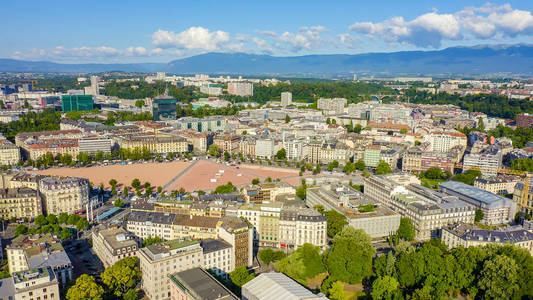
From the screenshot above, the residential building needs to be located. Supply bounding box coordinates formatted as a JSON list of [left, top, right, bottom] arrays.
[[440, 181, 517, 225], [364, 145, 381, 168], [174, 117, 227, 133], [227, 82, 253, 97], [217, 216, 253, 268], [317, 98, 347, 114], [78, 137, 112, 154], [173, 214, 219, 240], [463, 148, 502, 176], [517, 113, 533, 128], [389, 184, 476, 240], [243, 182, 295, 204], [513, 179, 533, 215], [239, 138, 256, 158], [255, 138, 275, 159], [117, 135, 188, 154], [213, 134, 241, 154], [424, 131, 467, 153], [126, 211, 176, 241], [152, 96, 177, 121], [200, 239, 234, 277], [38, 176, 89, 215], [92, 227, 139, 268], [278, 207, 327, 250], [475, 176, 518, 195], [7, 234, 72, 286], [282, 138, 305, 161], [307, 184, 400, 238], [0, 187, 41, 219], [281, 92, 292, 107], [139, 240, 204, 300], [442, 223, 533, 255], [10, 267, 59, 300], [242, 272, 328, 300], [61, 95, 93, 112], [199, 83, 223, 96], [0, 140, 20, 166], [169, 268, 238, 300]]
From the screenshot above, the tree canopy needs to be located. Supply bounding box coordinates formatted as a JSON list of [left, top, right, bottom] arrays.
[[66, 274, 105, 300], [101, 257, 141, 298]]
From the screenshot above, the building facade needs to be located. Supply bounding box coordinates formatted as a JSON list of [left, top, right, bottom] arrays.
[[38, 176, 89, 215]]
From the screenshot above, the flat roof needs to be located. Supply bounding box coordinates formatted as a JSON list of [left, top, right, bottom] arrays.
[[170, 268, 238, 300], [440, 181, 510, 205]]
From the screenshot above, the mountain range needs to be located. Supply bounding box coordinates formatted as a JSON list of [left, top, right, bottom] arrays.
[[1, 44, 533, 76]]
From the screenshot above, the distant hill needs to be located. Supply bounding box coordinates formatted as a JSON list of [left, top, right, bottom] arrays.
[[2, 44, 533, 75]]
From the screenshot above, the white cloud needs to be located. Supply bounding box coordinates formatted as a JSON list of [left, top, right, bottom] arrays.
[[349, 3, 533, 47], [252, 37, 274, 54], [257, 26, 329, 52], [12, 46, 182, 61], [151, 27, 230, 51], [337, 34, 361, 49]]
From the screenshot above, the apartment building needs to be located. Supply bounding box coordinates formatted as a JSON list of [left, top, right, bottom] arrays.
[[463, 148, 502, 176], [243, 182, 295, 204], [200, 239, 234, 277], [255, 138, 275, 159], [281, 92, 292, 107], [213, 134, 241, 154], [513, 179, 533, 215], [8, 172, 41, 190], [440, 181, 517, 225], [0, 187, 41, 219], [442, 223, 533, 255], [279, 208, 327, 250], [319, 142, 351, 164], [424, 131, 467, 153], [364, 145, 382, 167], [78, 137, 112, 154], [0, 267, 60, 300], [38, 176, 89, 215], [217, 216, 253, 268], [7, 234, 73, 286], [179, 131, 213, 153], [475, 176, 518, 195], [364, 173, 421, 205], [390, 184, 475, 240], [173, 214, 219, 240], [282, 138, 305, 161], [126, 211, 175, 241], [227, 82, 253, 97], [92, 227, 139, 268], [117, 135, 188, 154], [174, 117, 227, 132], [16, 130, 84, 160], [306, 184, 400, 238], [0, 140, 20, 166], [317, 98, 347, 114], [138, 240, 204, 300], [239, 137, 256, 158], [169, 268, 238, 300]]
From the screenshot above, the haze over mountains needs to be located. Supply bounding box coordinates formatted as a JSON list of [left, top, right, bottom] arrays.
[[1, 44, 533, 76]]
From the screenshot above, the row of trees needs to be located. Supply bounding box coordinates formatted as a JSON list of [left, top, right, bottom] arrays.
[[66, 257, 141, 300], [14, 213, 89, 239], [0, 108, 61, 139]]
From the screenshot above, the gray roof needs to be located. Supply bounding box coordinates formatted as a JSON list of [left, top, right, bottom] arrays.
[[439, 181, 513, 208], [0, 278, 14, 299], [128, 210, 176, 224], [200, 239, 232, 254], [170, 268, 238, 300], [242, 272, 327, 300], [28, 251, 72, 270]]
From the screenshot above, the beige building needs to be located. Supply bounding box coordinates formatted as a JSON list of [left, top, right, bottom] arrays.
[[201, 239, 234, 277], [239, 138, 256, 158], [243, 182, 295, 204], [279, 208, 327, 250], [442, 223, 533, 255], [217, 216, 254, 268], [117, 135, 188, 154], [0, 187, 41, 220], [0, 141, 20, 166], [475, 176, 518, 195], [513, 179, 533, 215], [138, 240, 204, 300], [4, 267, 60, 300], [213, 134, 241, 154], [126, 211, 175, 241], [424, 130, 467, 153], [317, 98, 347, 114], [173, 214, 219, 240], [92, 227, 139, 268], [38, 176, 89, 214]]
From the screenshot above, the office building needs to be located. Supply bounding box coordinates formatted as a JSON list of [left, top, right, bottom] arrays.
[[0, 187, 41, 220], [200, 239, 234, 277], [317, 98, 347, 114], [174, 117, 227, 132], [169, 268, 238, 300], [39, 176, 89, 215], [440, 181, 517, 225], [7, 234, 72, 286], [117, 135, 188, 154], [243, 182, 295, 204], [255, 138, 275, 159], [227, 82, 253, 97], [424, 131, 467, 153], [442, 223, 533, 255], [78, 137, 112, 154], [364, 145, 382, 168], [152, 96, 177, 121], [126, 211, 176, 241], [138, 240, 204, 300], [92, 227, 139, 268], [61, 95, 94, 112], [242, 272, 328, 300], [217, 216, 253, 268], [173, 214, 219, 240], [278, 207, 327, 250], [281, 92, 292, 107], [463, 148, 502, 176]]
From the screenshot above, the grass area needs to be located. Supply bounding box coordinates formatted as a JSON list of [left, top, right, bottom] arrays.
[[474, 222, 498, 230], [420, 178, 446, 189], [306, 273, 328, 290], [357, 204, 375, 213]]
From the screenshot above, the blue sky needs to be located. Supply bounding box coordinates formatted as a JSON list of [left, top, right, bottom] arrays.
[[3, 0, 533, 63]]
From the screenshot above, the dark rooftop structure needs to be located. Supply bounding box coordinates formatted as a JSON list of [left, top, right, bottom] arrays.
[[169, 268, 238, 300], [200, 239, 232, 255], [128, 210, 176, 224]]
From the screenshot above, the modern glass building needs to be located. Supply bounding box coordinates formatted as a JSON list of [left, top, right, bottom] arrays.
[[152, 96, 177, 121], [61, 95, 94, 112]]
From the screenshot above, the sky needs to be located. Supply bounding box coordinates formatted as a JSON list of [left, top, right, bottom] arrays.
[[2, 0, 533, 63]]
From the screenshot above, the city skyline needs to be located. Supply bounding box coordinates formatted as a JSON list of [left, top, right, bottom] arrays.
[[4, 0, 533, 63]]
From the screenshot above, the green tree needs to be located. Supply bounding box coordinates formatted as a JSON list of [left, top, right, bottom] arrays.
[[59, 227, 73, 240], [375, 160, 392, 175], [123, 186, 129, 196], [14, 224, 28, 236], [475, 209, 484, 222], [342, 161, 354, 174], [102, 257, 141, 298], [397, 218, 416, 241], [251, 178, 260, 185], [68, 214, 81, 225], [326, 227, 375, 284], [224, 151, 230, 162], [424, 167, 445, 180], [327, 160, 339, 172], [274, 243, 325, 284], [229, 266, 255, 287], [478, 255, 519, 300], [134, 100, 145, 108], [58, 212, 69, 224], [313, 164, 321, 175], [66, 274, 105, 300], [477, 118, 485, 132], [328, 281, 347, 300], [142, 236, 162, 247], [123, 289, 138, 300], [208, 144, 221, 157], [275, 148, 287, 160], [114, 199, 124, 207], [131, 178, 141, 190], [34, 215, 48, 227], [354, 159, 366, 171], [46, 214, 58, 224], [76, 219, 90, 230], [285, 114, 291, 123], [258, 248, 286, 265], [371, 276, 400, 300], [324, 210, 348, 238]]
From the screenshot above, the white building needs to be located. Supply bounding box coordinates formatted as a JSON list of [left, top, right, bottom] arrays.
[[424, 131, 467, 153], [281, 92, 292, 107], [227, 82, 253, 97]]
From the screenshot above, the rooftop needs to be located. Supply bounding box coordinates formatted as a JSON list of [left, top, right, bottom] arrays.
[[439, 181, 512, 206], [242, 272, 327, 300], [145, 239, 200, 257], [170, 268, 238, 300], [200, 238, 232, 254]]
